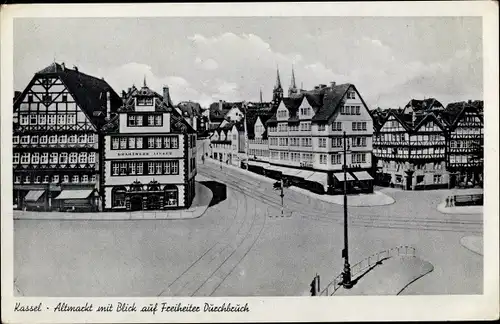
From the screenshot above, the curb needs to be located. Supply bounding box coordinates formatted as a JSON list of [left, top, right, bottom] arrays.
[[436, 202, 483, 215], [13, 182, 213, 221]]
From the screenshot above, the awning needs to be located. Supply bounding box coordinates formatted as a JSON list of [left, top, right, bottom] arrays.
[[248, 161, 269, 168], [305, 172, 329, 190], [333, 172, 355, 182], [280, 167, 302, 177], [265, 165, 282, 172], [24, 190, 45, 202], [353, 171, 374, 181], [295, 170, 315, 179], [54, 190, 94, 200]]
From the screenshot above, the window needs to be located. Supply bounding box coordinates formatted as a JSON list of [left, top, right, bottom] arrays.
[[129, 162, 137, 175], [59, 153, 68, 164], [69, 152, 77, 163], [320, 154, 327, 164], [21, 152, 30, 164], [30, 115, 37, 125], [39, 115, 46, 125], [332, 122, 342, 131], [352, 153, 366, 164], [112, 137, 119, 149], [57, 114, 66, 125], [52, 175, 59, 183], [31, 153, 39, 164], [20, 115, 29, 125], [352, 137, 367, 147], [434, 174, 442, 184], [137, 97, 153, 106], [47, 115, 56, 125], [136, 115, 143, 126], [31, 136, 38, 144], [49, 135, 57, 144], [148, 115, 154, 126], [81, 175, 88, 183], [331, 154, 341, 165], [128, 137, 136, 149], [63, 175, 69, 183], [318, 124, 326, 131], [112, 163, 119, 176], [136, 137, 143, 149], [79, 153, 87, 164], [87, 134, 95, 144], [15, 176, 21, 183], [137, 163, 143, 175], [347, 90, 356, 99], [40, 153, 48, 164], [155, 115, 162, 126], [91, 175, 97, 183], [21, 136, 29, 144], [34, 176, 41, 184], [13, 136, 19, 144], [13, 153, 19, 164], [147, 137, 155, 148], [148, 162, 155, 174], [72, 175, 79, 183], [155, 137, 162, 148], [319, 138, 327, 148], [59, 135, 67, 143], [120, 137, 127, 149], [332, 137, 342, 148], [67, 114, 76, 124], [24, 176, 30, 184], [355, 106, 360, 115], [119, 163, 127, 175], [68, 135, 77, 143], [49, 153, 58, 164], [88, 152, 96, 164], [78, 134, 86, 143], [155, 162, 162, 175]]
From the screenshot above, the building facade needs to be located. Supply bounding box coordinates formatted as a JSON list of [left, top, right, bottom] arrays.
[[266, 83, 374, 194], [372, 99, 484, 190], [12, 62, 122, 211], [101, 82, 197, 211]]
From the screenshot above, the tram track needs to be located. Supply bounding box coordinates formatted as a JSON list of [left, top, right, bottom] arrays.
[[200, 164, 482, 234]]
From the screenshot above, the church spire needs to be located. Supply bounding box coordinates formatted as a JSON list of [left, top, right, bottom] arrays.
[[290, 65, 297, 89], [259, 87, 263, 104], [274, 66, 282, 90], [143, 75, 147, 87]]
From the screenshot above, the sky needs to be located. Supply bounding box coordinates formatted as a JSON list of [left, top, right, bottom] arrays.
[[14, 17, 482, 109]]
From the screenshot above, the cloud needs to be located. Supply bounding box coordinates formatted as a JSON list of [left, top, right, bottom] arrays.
[[194, 57, 219, 70]]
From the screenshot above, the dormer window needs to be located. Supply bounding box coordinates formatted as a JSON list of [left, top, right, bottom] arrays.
[[137, 97, 153, 106], [347, 90, 356, 99]]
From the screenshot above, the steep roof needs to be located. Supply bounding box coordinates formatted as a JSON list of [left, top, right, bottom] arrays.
[[311, 83, 352, 122], [15, 62, 122, 127], [177, 101, 202, 117]]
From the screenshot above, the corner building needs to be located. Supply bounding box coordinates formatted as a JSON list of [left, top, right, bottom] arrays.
[[102, 83, 197, 211], [12, 62, 122, 211]]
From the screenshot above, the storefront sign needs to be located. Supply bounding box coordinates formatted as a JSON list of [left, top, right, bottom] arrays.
[[116, 151, 173, 157]]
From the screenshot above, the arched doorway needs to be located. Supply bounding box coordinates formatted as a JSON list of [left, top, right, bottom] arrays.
[[112, 186, 127, 208], [147, 180, 162, 209], [164, 184, 178, 207]]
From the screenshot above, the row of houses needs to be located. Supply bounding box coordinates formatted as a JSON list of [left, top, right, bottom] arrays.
[[13, 62, 197, 212], [208, 71, 484, 195]]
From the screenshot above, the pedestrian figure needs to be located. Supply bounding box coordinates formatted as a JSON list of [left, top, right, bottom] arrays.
[[445, 197, 450, 207], [201, 155, 205, 164], [450, 196, 454, 207]]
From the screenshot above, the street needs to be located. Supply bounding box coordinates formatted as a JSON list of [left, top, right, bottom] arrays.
[[13, 143, 483, 296]]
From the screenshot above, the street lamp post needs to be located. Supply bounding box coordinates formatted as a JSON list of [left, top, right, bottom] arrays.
[[342, 130, 353, 289], [243, 103, 249, 170]]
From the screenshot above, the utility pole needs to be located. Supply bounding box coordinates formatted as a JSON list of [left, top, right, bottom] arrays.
[[342, 131, 353, 288], [244, 103, 249, 170], [280, 178, 284, 217]]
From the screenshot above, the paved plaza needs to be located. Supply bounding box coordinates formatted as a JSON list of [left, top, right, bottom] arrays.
[[14, 157, 483, 296]]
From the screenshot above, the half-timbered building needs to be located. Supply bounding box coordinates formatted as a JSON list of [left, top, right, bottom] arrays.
[[373, 98, 483, 190], [440, 100, 484, 187], [101, 81, 197, 211], [12, 62, 122, 211]]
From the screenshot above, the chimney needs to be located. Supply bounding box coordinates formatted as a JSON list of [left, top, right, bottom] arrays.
[[121, 90, 127, 98], [106, 91, 111, 118], [61, 62, 65, 71], [330, 81, 336, 87], [163, 86, 171, 105], [219, 100, 223, 111]]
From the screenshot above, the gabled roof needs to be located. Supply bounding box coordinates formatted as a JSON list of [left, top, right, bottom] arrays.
[[441, 100, 484, 131], [15, 62, 122, 127], [311, 83, 353, 122], [177, 101, 202, 117], [403, 98, 444, 114], [378, 109, 413, 133], [412, 112, 447, 132]]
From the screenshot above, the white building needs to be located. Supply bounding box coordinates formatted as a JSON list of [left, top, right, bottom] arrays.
[[102, 82, 197, 211]]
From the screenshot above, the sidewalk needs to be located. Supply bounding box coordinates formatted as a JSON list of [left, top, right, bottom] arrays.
[[206, 157, 395, 207], [13, 181, 213, 221], [460, 235, 483, 255], [437, 202, 483, 215], [333, 256, 434, 296]]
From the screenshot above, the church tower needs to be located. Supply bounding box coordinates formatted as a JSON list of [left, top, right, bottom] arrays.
[[288, 65, 298, 96], [272, 67, 283, 107]]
